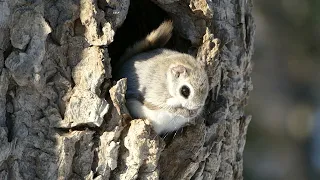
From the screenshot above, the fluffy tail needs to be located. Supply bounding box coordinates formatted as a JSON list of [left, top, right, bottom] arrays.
[[115, 20, 173, 70]]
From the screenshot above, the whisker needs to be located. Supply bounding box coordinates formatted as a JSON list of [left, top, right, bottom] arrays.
[[164, 132, 170, 139], [173, 130, 178, 139], [152, 133, 159, 140]]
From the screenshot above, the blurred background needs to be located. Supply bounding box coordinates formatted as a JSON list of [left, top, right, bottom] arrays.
[[244, 0, 320, 180]]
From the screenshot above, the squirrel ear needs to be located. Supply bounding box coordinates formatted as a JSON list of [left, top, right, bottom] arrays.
[[170, 65, 187, 78]]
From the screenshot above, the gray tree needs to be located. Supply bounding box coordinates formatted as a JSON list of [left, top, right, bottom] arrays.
[[0, 0, 254, 179]]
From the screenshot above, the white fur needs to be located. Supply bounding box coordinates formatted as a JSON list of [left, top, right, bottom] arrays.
[[144, 107, 190, 134], [166, 97, 182, 108], [126, 99, 190, 134]]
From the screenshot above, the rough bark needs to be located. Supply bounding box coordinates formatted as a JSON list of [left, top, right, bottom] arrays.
[[0, 0, 254, 180]]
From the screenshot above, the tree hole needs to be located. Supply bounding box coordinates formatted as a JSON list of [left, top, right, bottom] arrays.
[[108, 0, 192, 79]]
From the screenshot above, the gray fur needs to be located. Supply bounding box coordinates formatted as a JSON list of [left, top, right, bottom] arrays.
[[115, 21, 209, 134]]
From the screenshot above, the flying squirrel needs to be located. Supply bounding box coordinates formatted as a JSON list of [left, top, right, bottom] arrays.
[[115, 20, 209, 134]]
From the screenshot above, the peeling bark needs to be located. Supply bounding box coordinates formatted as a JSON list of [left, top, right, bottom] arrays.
[[0, 0, 254, 180]]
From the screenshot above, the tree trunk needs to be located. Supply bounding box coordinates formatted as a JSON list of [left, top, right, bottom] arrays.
[[0, 0, 254, 179]]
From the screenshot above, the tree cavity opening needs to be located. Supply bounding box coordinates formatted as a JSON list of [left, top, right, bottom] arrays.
[[108, 0, 192, 79]]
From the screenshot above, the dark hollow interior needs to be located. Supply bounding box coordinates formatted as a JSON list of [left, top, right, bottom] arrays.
[[108, 0, 192, 79]]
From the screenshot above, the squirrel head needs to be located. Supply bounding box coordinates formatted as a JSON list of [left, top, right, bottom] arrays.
[[166, 56, 209, 118]]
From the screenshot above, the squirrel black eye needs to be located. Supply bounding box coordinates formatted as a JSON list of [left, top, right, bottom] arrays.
[[180, 85, 190, 99]]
